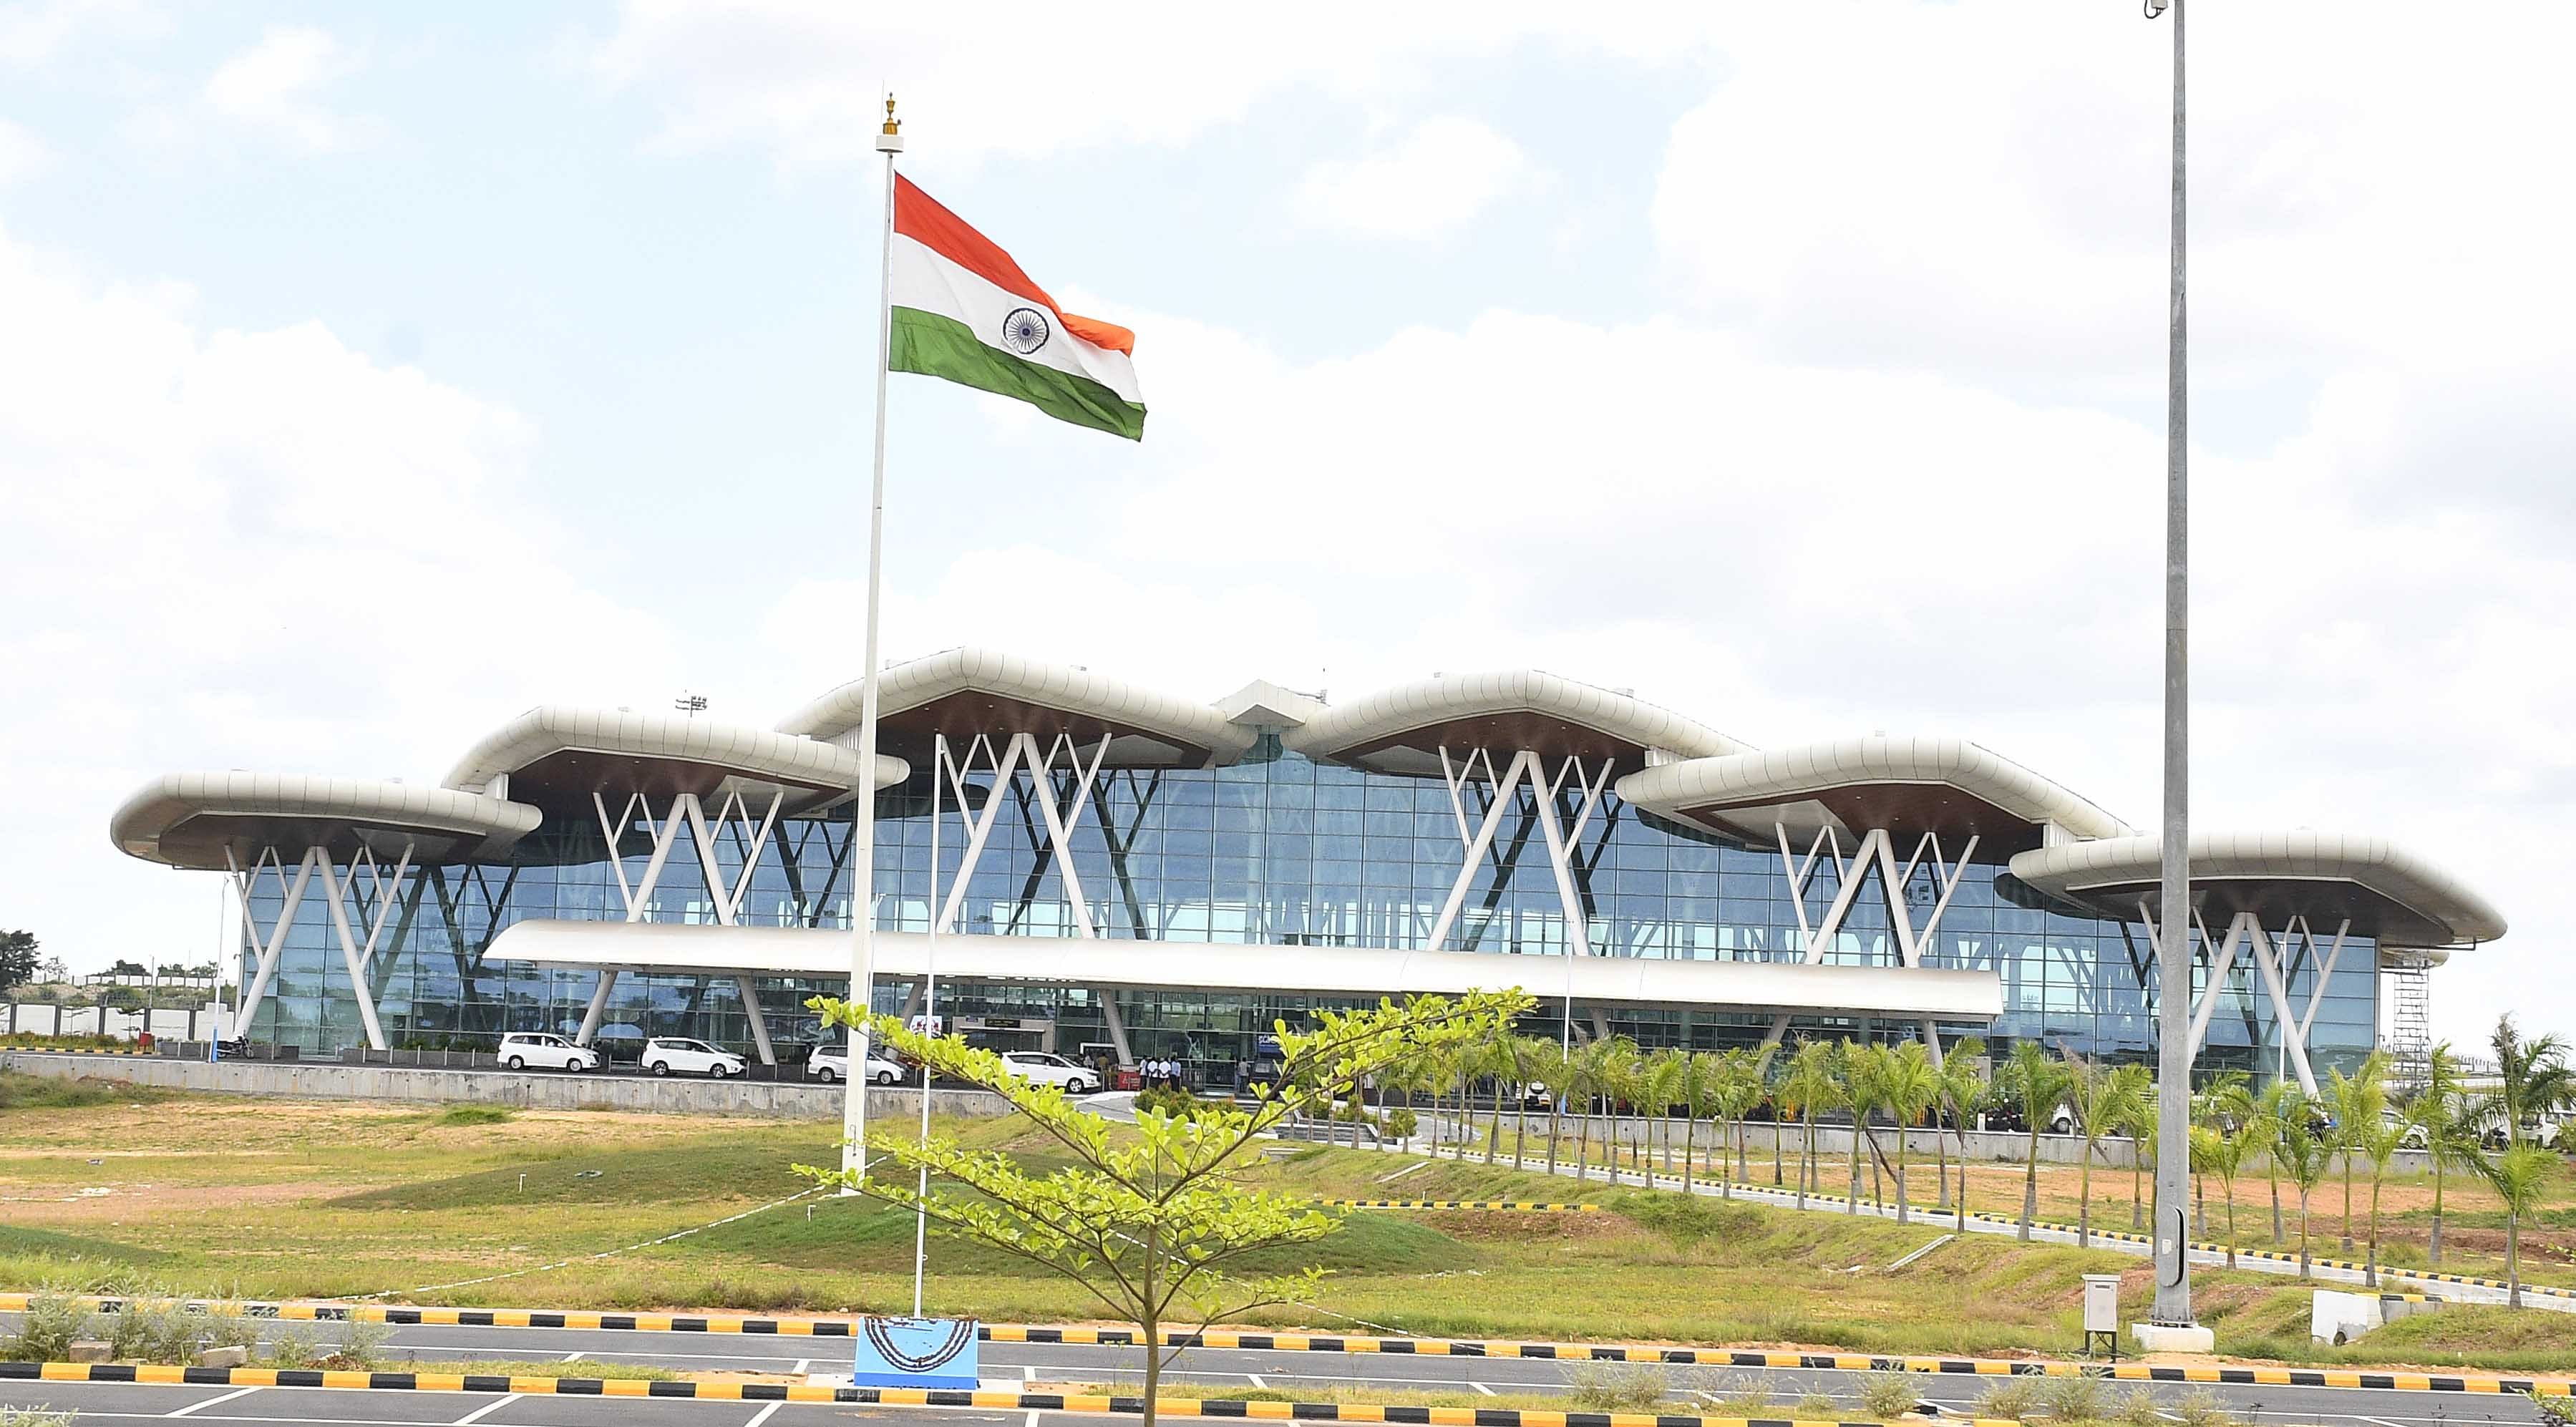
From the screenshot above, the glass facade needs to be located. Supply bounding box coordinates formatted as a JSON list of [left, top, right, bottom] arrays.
[[238, 737, 2377, 1083]]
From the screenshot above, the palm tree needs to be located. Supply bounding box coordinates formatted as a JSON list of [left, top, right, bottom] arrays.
[[2254, 1079, 2298, 1245], [2272, 1088, 2333, 1279], [2479, 1014, 2576, 1149], [2404, 1041, 2474, 1264], [1642, 1046, 1688, 1177], [2192, 1070, 2253, 1236], [1710, 1047, 1767, 1197], [1842, 1041, 1884, 1212], [2477, 1143, 2557, 1308], [2327, 1055, 2388, 1252], [1878, 1041, 1940, 1224], [2063, 1054, 2149, 1247], [1570, 1037, 1615, 1184], [1503, 1035, 1552, 1169], [2122, 1078, 2157, 1233], [1598, 1038, 1645, 1183], [2207, 1119, 2252, 1264], [1526, 1036, 1571, 1176], [1996, 1041, 2074, 1241], [1936, 1038, 1990, 1223], [1779, 1040, 1843, 1209], [2355, 1109, 2403, 1287], [1676, 1049, 1719, 1193]]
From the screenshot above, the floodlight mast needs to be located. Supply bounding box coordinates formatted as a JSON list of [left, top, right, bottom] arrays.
[[2144, 0, 2195, 1331]]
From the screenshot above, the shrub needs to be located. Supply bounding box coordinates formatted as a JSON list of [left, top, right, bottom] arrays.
[[1975, 1376, 2043, 1422], [1132, 1084, 1207, 1121], [2, 1290, 89, 1361], [437, 1105, 513, 1126], [2169, 1389, 2240, 1427], [1695, 1371, 1776, 1417], [268, 1323, 320, 1371], [1564, 1361, 1670, 1413], [0, 1408, 77, 1426], [1797, 1392, 1839, 1418], [2531, 1391, 2576, 1427], [2113, 1386, 2169, 1427], [1859, 1371, 1923, 1421], [325, 1318, 392, 1371], [1381, 1107, 1419, 1139], [2041, 1373, 2110, 1423]]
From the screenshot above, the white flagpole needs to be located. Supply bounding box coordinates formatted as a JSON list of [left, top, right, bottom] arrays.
[[912, 732, 945, 1317], [841, 94, 905, 1190]]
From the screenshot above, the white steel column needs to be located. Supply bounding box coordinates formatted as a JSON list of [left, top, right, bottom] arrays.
[[2167, 903, 2322, 1096], [735, 974, 777, 1066], [574, 968, 621, 1046], [226, 845, 317, 1034], [1095, 988, 1134, 1068], [931, 731, 1111, 937], [1422, 749, 1535, 951], [312, 855, 392, 1051], [2295, 917, 2353, 1049]]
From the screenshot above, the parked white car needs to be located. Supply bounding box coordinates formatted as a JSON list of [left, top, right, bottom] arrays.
[[999, 1051, 1099, 1094], [641, 1037, 747, 1078], [498, 1033, 600, 1072], [807, 1046, 908, 1084]]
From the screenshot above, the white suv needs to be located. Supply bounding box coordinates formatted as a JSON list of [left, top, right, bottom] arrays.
[[1000, 1051, 1099, 1094], [641, 1037, 747, 1078], [499, 1033, 600, 1072], [807, 1046, 908, 1084]]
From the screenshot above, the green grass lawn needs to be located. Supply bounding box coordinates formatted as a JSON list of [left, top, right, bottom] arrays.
[[5, 1071, 2576, 1372]]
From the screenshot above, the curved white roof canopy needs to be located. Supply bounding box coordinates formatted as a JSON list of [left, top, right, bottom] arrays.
[[443, 706, 905, 819], [1619, 736, 2129, 857], [1285, 670, 1744, 778], [778, 646, 1255, 769], [112, 772, 540, 871], [2008, 832, 2505, 949], [490, 920, 2004, 1021]]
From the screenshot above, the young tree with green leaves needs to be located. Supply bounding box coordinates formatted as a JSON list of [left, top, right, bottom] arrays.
[[1877, 1041, 1940, 1224], [1996, 1041, 2074, 1242], [2327, 1055, 2388, 1252], [0, 930, 39, 992], [1643, 1046, 1688, 1175], [2271, 1088, 2334, 1279], [2405, 1042, 2475, 1264], [2192, 1071, 2253, 1237], [2063, 1055, 2149, 1247], [1571, 1036, 1615, 1184], [2122, 1078, 2157, 1233], [2478, 1143, 2557, 1309], [1779, 1040, 1843, 1209], [1528, 1036, 1570, 1176], [802, 988, 1533, 1422], [1842, 1042, 1883, 1212], [2354, 1106, 2403, 1287], [2480, 1015, 2576, 1150], [1710, 1046, 1767, 1197], [1935, 1038, 1989, 1221], [1676, 1049, 1719, 1193], [2254, 1079, 2298, 1245]]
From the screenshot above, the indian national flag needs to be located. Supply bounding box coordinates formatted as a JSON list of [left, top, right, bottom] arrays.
[[890, 175, 1146, 440]]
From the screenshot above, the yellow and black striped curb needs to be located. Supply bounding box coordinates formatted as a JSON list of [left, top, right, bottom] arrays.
[[0, 1363, 1942, 1426], [0, 1046, 155, 1056], [1319, 1200, 1603, 1212], [8, 1295, 2570, 1395]]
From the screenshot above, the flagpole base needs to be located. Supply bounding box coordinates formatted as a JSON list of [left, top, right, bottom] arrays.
[[2130, 1322, 2213, 1354]]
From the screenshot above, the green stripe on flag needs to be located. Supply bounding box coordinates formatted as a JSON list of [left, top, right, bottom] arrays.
[[890, 307, 1146, 440]]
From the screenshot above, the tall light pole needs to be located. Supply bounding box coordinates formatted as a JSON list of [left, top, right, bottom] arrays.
[[2143, 0, 2196, 1333]]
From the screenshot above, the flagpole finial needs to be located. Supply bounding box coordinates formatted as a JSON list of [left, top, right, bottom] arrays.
[[876, 94, 904, 153]]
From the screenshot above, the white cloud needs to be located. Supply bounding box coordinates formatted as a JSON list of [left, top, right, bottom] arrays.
[[1294, 116, 1547, 243], [203, 25, 374, 152], [0, 116, 47, 183], [584, 3, 1719, 170], [0, 225, 676, 975], [0, 0, 163, 65]]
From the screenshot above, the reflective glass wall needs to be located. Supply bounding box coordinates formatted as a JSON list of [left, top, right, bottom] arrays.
[[237, 739, 2377, 1081]]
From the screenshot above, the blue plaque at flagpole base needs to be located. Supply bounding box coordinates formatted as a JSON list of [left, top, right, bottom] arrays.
[[852, 1315, 980, 1388]]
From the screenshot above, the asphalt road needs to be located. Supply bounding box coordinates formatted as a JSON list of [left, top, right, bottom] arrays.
[[2, 1318, 2557, 1427], [0, 1380, 1020, 1427]]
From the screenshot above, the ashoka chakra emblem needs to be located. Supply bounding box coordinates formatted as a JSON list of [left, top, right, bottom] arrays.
[[1000, 307, 1051, 355]]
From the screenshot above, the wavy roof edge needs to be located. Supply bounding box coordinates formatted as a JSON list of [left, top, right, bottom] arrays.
[[1284, 668, 1744, 764], [2008, 831, 2506, 948], [111, 771, 540, 870], [442, 705, 905, 796], [1618, 736, 2130, 842], [777, 646, 1257, 763]]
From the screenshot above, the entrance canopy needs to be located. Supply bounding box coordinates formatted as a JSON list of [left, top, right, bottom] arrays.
[[2007, 831, 2505, 950]]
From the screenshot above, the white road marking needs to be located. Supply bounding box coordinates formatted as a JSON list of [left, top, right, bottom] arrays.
[[1024, 1365, 1038, 1382], [165, 1386, 263, 1417], [1247, 1374, 1267, 1388], [448, 1393, 521, 1425], [741, 1401, 786, 1427], [1026, 1411, 1044, 1427], [560, 1349, 583, 1360], [1471, 1382, 1497, 1397], [792, 1358, 809, 1375]]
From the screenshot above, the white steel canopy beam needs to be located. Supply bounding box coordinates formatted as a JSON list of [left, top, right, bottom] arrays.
[[227, 844, 317, 1037], [932, 731, 1112, 937]]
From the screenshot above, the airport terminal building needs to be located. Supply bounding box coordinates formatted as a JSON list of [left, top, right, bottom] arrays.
[[110, 649, 2504, 1088]]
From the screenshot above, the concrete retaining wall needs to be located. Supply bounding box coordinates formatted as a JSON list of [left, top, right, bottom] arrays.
[[0, 1051, 1011, 1121]]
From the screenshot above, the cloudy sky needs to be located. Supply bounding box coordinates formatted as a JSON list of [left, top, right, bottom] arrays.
[[4, 1, 2567, 1047]]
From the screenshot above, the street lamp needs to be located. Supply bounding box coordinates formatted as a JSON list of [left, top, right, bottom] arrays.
[[2142, 0, 2202, 1343]]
